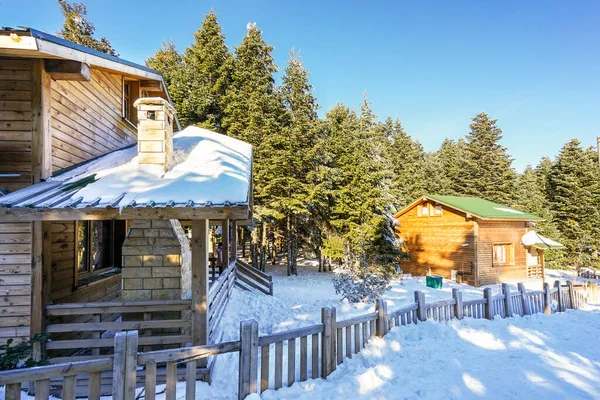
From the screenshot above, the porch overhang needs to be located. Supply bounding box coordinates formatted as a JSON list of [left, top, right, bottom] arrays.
[[0, 204, 250, 221]]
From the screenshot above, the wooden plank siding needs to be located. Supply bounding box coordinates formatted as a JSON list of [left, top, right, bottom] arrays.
[[396, 203, 477, 285], [50, 69, 136, 172], [0, 58, 140, 345], [476, 220, 529, 285], [0, 57, 33, 344]]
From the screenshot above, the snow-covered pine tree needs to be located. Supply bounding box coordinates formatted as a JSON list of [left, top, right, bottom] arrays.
[[57, 0, 117, 56]]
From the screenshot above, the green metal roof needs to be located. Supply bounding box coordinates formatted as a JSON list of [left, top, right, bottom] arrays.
[[423, 195, 544, 221]]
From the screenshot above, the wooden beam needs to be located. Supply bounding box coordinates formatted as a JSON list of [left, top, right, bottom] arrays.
[[231, 220, 238, 262], [44, 60, 90, 81], [222, 219, 230, 267], [31, 59, 52, 182], [140, 80, 162, 90], [191, 219, 209, 365], [30, 221, 43, 360], [0, 205, 249, 222]]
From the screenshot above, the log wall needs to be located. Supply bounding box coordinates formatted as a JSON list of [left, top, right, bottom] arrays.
[[396, 203, 477, 285], [0, 57, 33, 344], [50, 69, 136, 172], [477, 220, 529, 285]]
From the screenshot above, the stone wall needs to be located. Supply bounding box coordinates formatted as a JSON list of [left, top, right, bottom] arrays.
[[121, 219, 191, 301]]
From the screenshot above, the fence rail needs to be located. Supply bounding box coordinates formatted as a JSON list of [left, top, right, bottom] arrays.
[[2, 279, 597, 400]]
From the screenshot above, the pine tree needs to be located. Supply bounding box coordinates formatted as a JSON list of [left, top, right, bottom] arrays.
[[434, 138, 469, 196], [384, 117, 427, 208], [548, 139, 600, 268], [179, 10, 233, 129], [513, 165, 563, 267], [463, 113, 516, 204], [259, 51, 319, 275], [222, 23, 284, 269], [145, 41, 186, 120], [57, 0, 117, 56]]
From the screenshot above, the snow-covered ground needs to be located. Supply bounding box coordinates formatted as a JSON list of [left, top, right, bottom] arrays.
[[257, 305, 600, 400], [3, 262, 598, 400]]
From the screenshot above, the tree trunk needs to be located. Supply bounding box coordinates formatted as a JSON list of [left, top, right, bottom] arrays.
[[317, 248, 322, 272]]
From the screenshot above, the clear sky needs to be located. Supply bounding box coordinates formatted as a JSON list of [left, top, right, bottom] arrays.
[[2, 0, 599, 171]]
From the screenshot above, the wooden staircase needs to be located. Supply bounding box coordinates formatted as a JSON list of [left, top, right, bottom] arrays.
[[235, 259, 273, 295]]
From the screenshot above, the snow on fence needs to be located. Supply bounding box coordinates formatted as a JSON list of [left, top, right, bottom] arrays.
[[0, 280, 597, 400]]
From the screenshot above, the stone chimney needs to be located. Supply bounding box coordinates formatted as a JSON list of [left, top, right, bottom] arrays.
[[134, 97, 176, 171]]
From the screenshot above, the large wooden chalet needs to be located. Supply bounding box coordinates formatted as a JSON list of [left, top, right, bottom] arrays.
[[0, 27, 264, 388], [395, 195, 563, 286]]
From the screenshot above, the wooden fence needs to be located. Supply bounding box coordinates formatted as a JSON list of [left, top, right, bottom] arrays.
[[235, 260, 273, 295], [1, 279, 597, 400]]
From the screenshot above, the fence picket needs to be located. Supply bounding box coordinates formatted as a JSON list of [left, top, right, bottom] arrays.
[[288, 338, 296, 387], [300, 336, 308, 381], [311, 333, 319, 379], [260, 345, 270, 392]]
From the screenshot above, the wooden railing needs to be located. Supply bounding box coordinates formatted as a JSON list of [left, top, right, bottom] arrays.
[[44, 299, 192, 361], [4, 279, 597, 400], [235, 259, 273, 295], [208, 263, 236, 343]]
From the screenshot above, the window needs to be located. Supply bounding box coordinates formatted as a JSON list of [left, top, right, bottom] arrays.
[[493, 243, 514, 266], [419, 203, 429, 217], [433, 204, 443, 216], [123, 82, 131, 121], [76, 221, 126, 276], [122, 80, 140, 126]]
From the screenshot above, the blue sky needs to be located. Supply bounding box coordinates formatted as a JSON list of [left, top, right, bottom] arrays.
[[2, 0, 599, 170]]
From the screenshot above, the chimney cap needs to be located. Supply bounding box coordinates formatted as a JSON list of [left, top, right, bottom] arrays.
[[134, 97, 177, 114]]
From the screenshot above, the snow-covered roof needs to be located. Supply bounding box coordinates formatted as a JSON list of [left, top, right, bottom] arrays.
[[521, 230, 563, 249], [0, 127, 253, 211]]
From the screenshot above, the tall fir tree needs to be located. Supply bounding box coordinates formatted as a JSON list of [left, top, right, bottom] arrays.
[[433, 138, 469, 196], [221, 23, 284, 269], [179, 10, 233, 129], [463, 113, 516, 204], [260, 52, 319, 275], [513, 165, 563, 266], [548, 139, 600, 268], [145, 41, 186, 120], [384, 117, 427, 208], [57, 0, 117, 56]]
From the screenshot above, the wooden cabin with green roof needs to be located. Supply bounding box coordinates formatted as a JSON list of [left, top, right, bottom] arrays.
[[394, 195, 563, 286]]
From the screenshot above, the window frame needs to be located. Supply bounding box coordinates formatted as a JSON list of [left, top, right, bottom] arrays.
[[122, 78, 140, 127], [75, 220, 125, 285], [493, 242, 515, 266], [418, 203, 429, 217]]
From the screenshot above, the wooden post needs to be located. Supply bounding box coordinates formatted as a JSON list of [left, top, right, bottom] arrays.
[[543, 283, 551, 314], [30, 222, 43, 361], [483, 288, 493, 320], [222, 219, 230, 269], [321, 307, 333, 378], [330, 307, 337, 373], [452, 289, 463, 320], [414, 291, 426, 322], [191, 219, 209, 366], [502, 283, 513, 318], [112, 331, 138, 400], [501, 283, 513, 318], [567, 281, 575, 309], [592, 282, 598, 302], [238, 320, 259, 400], [375, 298, 387, 337], [31, 59, 52, 182], [555, 281, 564, 312], [231, 220, 238, 262], [517, 283, 531, 315]]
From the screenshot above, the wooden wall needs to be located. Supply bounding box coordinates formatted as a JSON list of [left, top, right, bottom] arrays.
[[50, 69, 136, 172], [477, 220, 529, 285], [0, 59, 137, 344], [396, 203, 477, 285], [0, 57, 33, 344]]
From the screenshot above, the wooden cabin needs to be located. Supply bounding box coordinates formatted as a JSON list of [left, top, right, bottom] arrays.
[[395, 195, 562, 286], [0, 27, 263, 389]]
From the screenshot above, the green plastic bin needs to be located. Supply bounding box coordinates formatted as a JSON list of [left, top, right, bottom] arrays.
[[426, 275, 443, 289]]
